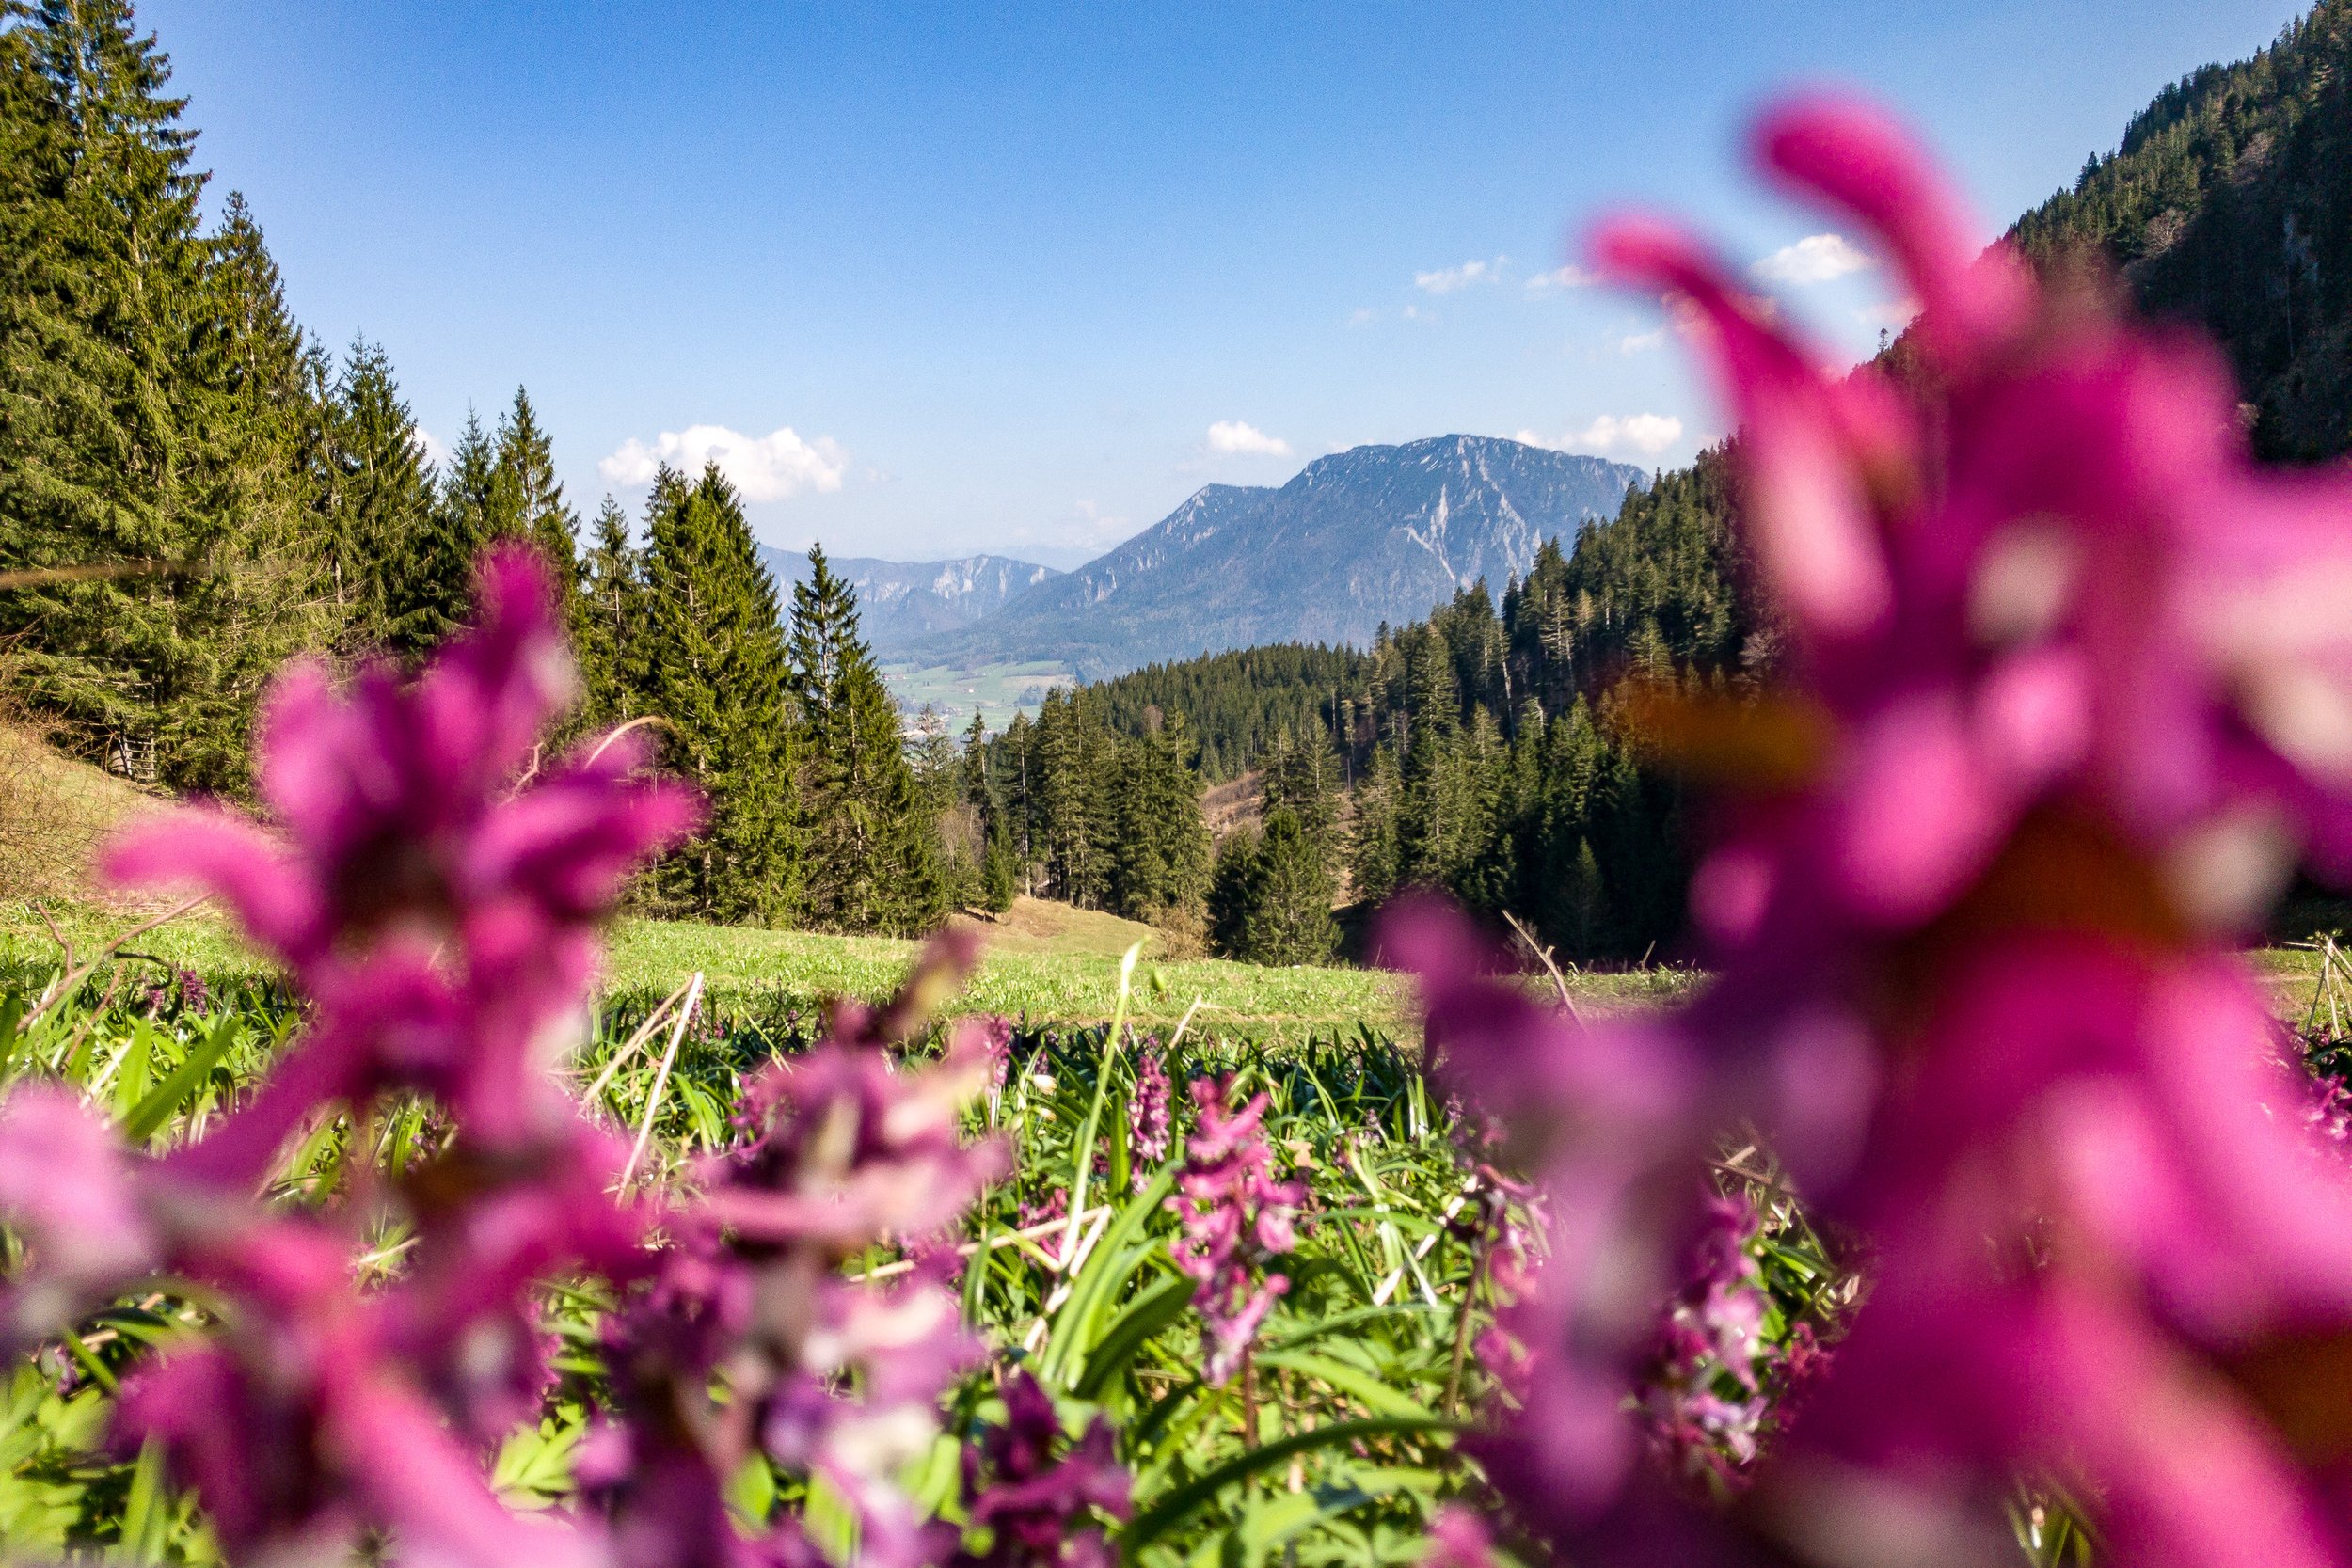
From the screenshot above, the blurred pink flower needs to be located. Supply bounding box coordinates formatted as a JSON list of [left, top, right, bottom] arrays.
[[1396, 90, 2352, 1565], [956, 1370, 1130, 1568], [103, 546, 699, 1186]]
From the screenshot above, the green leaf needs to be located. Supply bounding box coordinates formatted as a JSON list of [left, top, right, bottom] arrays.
[[1120, 1418, 1458, 1558], [122, 1011, 238, 1144], [1074, 1271, 1198, 1402], [1042, 1162, 1178, 1386], [1252, 1351, 1435, 1420]]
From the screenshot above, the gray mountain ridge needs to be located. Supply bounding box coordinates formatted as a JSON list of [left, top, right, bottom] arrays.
[[755, 548, 1063, 646], [897, 435, 1648, 680]]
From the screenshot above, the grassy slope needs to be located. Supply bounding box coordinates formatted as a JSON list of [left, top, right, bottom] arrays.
[[0, 723, 162, 903]]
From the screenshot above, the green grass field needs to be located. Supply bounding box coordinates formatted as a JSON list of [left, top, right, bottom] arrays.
[[0, 894, 1705, 1039]]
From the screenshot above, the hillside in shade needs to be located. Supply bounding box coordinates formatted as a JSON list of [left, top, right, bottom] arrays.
[[900, 435, 1646, 679]]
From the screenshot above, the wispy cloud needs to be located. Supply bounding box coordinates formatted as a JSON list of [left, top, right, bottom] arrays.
[[597, 423, 848, 502], [1414, 256, 1506, 294], [1206, 420, 1292, 457], [416, 426, 451, 468], [1611, 326, 1667, 356], [1524, 263, 1600, 293], [1752, 232, 1874, 287], [1515, 413, 1685, 460]]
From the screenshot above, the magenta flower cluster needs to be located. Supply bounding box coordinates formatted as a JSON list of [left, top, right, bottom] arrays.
[[1126, 1048, 1171, 1185], [1633, 1196, 1772, 1490], [1167, 1076, 1302, 1386], [1391, 95, 2352, 1566], [955, 1370, 1130, 1568], [0, 548, 1049, 1568]]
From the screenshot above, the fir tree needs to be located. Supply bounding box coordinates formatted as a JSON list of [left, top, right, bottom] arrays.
[[320, 339, 437, 654], [578, 494, 641, 725], [790, 544, 943, 935], [637, 464, 799, 923], [0, 0, 246, 776], [1208, 809, 1337, 966], [493, 387, 575, 568]]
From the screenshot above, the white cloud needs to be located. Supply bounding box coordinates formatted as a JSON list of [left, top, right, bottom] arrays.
[[1348, 307, 1378, 327], [1525, 263, 1600, 293], [597, 423, 848, 502], [1515, 413, 1685, 460], [1611, 326, 1667, 356], [1752, 232, 1874, 287], [1205, 420, 1292, 457], [1414, 256, 1506, 294], [416, 427, 451, 467]]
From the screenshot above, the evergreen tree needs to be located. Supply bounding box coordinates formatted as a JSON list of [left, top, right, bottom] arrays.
[[638, 464, 799, 922], [493, 387, 576, 570], [789, 544, 943, 935], [0, 0, 264, 778], [1208, 809, 1337, 966], [1103, 709, 1211, 924], [578, 493, 641, 726], [320, 339, 437, 654]]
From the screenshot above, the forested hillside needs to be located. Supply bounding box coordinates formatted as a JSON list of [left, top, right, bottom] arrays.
[[1078, 453, 1753, 960], [2011, 1, 2352, 460]]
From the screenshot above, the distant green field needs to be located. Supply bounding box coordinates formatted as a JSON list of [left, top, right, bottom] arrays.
[[880, 657, 1075, 733], [0, 897, 1703, 1039]]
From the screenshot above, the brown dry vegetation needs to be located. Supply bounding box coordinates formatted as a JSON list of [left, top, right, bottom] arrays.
[[0, 717, 161, 906]]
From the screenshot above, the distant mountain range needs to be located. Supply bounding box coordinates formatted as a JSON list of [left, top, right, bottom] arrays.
[[757, 549, 1063, 647], [874, 436, 1645, 679]]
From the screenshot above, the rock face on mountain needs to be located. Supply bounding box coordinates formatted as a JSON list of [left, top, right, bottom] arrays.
[[905, 436, 1646, 678], [758, 549, 1062, 648]]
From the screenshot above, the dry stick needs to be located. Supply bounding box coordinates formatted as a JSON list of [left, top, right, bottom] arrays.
[[1501, 910, 1583, 1026], [1444, 1228, 1491, 1418], [24, 895, 209, 1030], [1240, 1348, 1261, 1451], [619, 971, 702, 1190], [50, 971, 123, 1074], [843, 1205, 1113, 1285], [30, 902, 75, 987], [585, 714, 675, 768], [1164, 993, 1210, 1053], [582, 972, 700, 1106]]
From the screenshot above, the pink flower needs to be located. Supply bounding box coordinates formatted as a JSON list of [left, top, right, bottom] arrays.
[[690, 969, 1009, 1259], [0, 1085, 159, 1342], [103, 545, 699, 1187], [956, 1370, 1130, 1568], [596, 936, 1009, 1564], [1127, 1049, 1172, 1183], [1168, 1076, 1303, 1386]]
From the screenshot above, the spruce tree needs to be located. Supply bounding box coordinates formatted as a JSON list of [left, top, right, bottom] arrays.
[[638, 464, 799, 922], [0, 0, 242, 775], [1104, 711, 1210, 924], [790, 545, 943, 935], [1241, 809, 1339, 965], [167, 187, 331, 786], [577, 494, 641, 726], [493, 387, 576, 569], [321, 340, 437, 654]]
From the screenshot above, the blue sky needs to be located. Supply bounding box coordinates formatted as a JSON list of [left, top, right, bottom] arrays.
[[146, 0, 2308, 567]]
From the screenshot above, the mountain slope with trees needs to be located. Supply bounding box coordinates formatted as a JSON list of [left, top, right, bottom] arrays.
[[907, 436, 1647, 679], [2010, 0, 2352, 462]]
